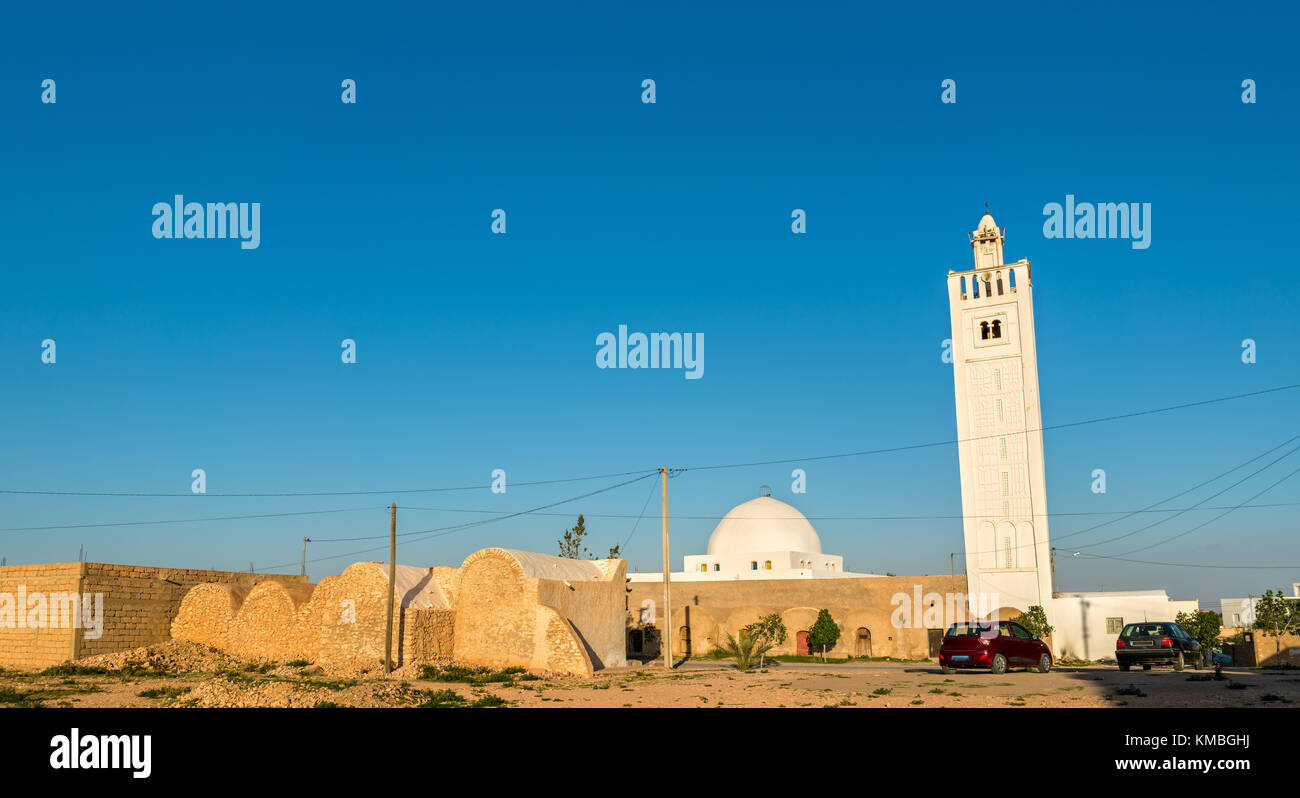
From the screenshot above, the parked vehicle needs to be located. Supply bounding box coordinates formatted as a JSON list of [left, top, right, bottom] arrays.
[[939, 620, 1053, 675], [1115, 622, 1202, 671]]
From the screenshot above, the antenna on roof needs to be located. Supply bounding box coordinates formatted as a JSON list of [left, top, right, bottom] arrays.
[[759, 485, 771, 497]]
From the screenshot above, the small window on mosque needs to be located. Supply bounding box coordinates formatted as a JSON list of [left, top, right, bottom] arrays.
[[980, 321, 990, 340], [764, 560, 772, 570], [991, 319, 1002, 339], [699, 564, 707, 572], [713, 563, 720, 571], [750, 561, 757, 570]]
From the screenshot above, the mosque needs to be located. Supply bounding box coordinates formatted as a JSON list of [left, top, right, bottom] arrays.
[[627, 488, 876, 583], [626, 210, 1195, 662]]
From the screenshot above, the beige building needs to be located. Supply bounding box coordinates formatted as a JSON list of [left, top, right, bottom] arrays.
[[171, 547, 627, 676], [627, 493, 975, 659]]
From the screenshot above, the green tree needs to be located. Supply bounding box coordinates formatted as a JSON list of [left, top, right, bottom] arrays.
[[1175, 609, 1222, 652], [557, 515, 590, 559], [607, 544, 621, 559], [1010, 605, 1054, 641], [808, 609, 841, 662], [1252, 589, 1300, 660], [742, 613, 787, 669]]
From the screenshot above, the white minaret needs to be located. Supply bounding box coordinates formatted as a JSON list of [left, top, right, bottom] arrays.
[[946, 210, 1054, 621]]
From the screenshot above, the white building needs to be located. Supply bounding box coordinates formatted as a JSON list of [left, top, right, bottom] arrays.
[[1219, 583, 1300, 627], [947, 211, 1196, 660], [627, 489, 879, 583], [946, 211, 1054, 612], [1054, 591, 1201, 661]]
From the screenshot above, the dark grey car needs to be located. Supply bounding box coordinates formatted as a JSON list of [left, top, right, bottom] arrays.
[[1116, 621, 1202, 671]]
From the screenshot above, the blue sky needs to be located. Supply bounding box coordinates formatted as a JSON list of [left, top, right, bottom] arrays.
[[1, 2, 1297, 600]]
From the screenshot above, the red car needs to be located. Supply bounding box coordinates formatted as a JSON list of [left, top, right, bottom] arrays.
[[939, 620, 1053, 674]]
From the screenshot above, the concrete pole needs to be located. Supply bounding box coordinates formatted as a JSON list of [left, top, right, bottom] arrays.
[[384, 503, 397, 673], [661, 467, 671, 670], [301, 537, 311, 577]]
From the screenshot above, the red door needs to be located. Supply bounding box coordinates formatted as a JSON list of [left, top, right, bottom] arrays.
[[796, 630, 811, 656]]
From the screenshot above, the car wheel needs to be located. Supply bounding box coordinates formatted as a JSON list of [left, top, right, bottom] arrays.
[[1173, 652, 1184, 671], [1036, 653, 1052, 673], [1190, 653, 1201, 670], [990, 653, 1008, 675], [1142, 663, 1152, 671], [1118, 661, 1131, 672]]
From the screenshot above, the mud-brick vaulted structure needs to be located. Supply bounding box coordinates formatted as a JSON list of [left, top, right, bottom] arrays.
[[169, 548, 627, 676], [0, 549, 627, 677]]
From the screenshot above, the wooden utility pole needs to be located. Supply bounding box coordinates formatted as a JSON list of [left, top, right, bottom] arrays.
[[384, 503, 397, 673], [661, 467, 671, 671], [301, 537, 311, 577]]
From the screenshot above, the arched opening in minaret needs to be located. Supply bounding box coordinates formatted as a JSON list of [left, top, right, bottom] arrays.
[[991, 319, 1002, 339], [980, 321, 990, 340]]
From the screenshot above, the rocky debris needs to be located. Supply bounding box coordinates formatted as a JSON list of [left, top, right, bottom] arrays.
[[75, 640, 243, 674], [180, 673, 426, 708], [183, 679, 332, 708]]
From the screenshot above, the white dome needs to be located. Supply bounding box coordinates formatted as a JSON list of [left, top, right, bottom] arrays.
[[706, 496, 822, 555]]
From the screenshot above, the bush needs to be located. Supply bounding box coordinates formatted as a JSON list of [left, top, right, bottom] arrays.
[[717, 630, 772, 671]]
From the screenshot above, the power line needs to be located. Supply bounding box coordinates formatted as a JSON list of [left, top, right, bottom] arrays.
[[2, 382, 1296, 499], [955, 430, 1300, 558], [1070, 441, 1300, 551], [0, 469, 659, 499], [1070, 553, 1300, 570], [399, 500, 1300, 522], [3, 496, 1294, 536], [254, 472, 656, 572], [677, 382, 1300, 473], [0, 506, 380, 534], [1107, 462, 1300, 557], [1053, 433, 1300, 545], [620, 476, 662, 549]]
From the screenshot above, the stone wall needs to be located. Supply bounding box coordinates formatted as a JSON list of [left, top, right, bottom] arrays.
[[402, 609, 455, 665], [452, 549, 625, 676], [628, 574, 970, 660], [226, 581, 318, 662], [1250, 632, 1300, 667], [169, 583, 247, 650], [172, 561, 454, 670], [0, 563, 81, 669], [3, 551, 625, 676], [0, 562, 306, 669]]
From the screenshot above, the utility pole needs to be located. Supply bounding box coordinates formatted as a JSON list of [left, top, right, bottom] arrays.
[[661, 467, 671, 671], [301, 537, 311, 577], [384, 503, 397, 674]]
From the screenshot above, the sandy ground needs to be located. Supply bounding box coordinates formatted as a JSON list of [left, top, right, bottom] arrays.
[[2, 642, 1297, 708]]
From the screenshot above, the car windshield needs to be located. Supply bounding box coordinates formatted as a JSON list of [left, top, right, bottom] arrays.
[[1121, 623, 1167, 637], [946, 623, 996, 637]]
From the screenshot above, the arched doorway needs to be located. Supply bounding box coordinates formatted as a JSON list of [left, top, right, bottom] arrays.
[[678, 625, 691, 658], [796, 630, 811, 656], [854, 627, 872, 657]]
